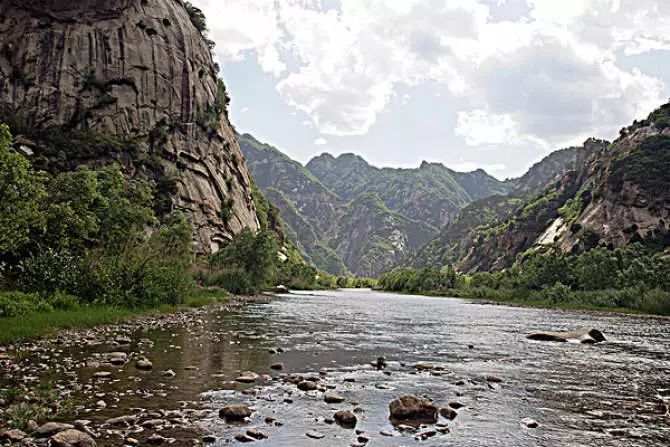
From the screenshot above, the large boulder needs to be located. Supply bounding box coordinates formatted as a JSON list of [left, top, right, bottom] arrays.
[[389, 395, 439, 423], [527, 328, 606, 344], [219, 404, 253, 421], [333, 410, 357, 429], [50, 429, 97, 447]]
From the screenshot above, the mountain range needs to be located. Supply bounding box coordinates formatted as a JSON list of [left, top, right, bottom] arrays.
[[239, 133, 577, 277], [241, 101, 669, 278]]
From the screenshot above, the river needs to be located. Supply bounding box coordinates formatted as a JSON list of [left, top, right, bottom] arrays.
[[3, 289, 670, 446]]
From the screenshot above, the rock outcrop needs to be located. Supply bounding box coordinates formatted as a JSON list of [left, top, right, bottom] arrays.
[[527, 328, 606, 344], [0, 0, 259, 253]]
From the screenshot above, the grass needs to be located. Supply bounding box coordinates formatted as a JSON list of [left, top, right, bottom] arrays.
[[0, 288, 230, 346]]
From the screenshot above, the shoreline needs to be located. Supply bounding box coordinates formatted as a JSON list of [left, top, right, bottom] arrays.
[[372, 288, 670, 319], [0, 291, 272, 347]]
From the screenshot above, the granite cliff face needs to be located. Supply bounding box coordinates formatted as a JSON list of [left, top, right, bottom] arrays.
[[0, 0, 259, 252]]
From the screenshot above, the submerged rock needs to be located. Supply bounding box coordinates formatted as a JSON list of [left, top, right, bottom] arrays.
[[439, 407, 458, 420], [389, 395, 439, 423], [219, 404, 253, 421], [236, 371, 260, 383], [334, 410, 357, 429], [527, 328, 606, 344], [135, 359, 153, 370], [297, 380, 318, 391], [306, 430, 325, 439], [246, 429, 268, 440], [521, 418, 539, 428], [324, 392, 345, 404]]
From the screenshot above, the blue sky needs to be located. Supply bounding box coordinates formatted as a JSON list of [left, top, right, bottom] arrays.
[[195, 0, 670, 179]]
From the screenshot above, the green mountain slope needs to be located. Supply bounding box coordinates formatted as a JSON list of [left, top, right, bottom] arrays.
[[306, 154, 514, 229], [240, 133, 434, 276]]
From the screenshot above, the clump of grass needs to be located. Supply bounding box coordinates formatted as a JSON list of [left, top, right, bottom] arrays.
[[184, 287, 230, 307], [0, 381, 73, 430]]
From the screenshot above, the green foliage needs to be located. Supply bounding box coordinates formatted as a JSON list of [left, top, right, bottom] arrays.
[[0, 124, 47, 255], [610, 135, 670, 194], [80, 213, 193, 307], [198, 79, 231, 135], [208, 228, 278, 292], [380, 244, 670, 315], [0, 291, 51, 318], [0, 124, 194, 311], [184, 1, 209, 36], [378, 266, 459, 294], [648, 102, 670, 130], [0, 381, 72, 430], [558, 188, 592, 223]]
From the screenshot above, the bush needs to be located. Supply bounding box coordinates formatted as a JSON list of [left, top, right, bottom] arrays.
[[17, 249, 82, 296], [204, 268, 254, 295], [0, 291, 51, 318], [81, 214, 193, 308], [48, 292, 80, 310]]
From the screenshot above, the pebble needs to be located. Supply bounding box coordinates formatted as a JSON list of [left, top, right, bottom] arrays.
[[135, 359, 153, 370], [306, 430, 325, 439]]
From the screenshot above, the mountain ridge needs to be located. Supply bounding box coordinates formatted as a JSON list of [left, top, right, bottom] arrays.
[[241, 133, 530, 276]]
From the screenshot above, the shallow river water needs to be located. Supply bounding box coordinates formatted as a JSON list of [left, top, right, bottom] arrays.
[[7, 289, 670, 446]]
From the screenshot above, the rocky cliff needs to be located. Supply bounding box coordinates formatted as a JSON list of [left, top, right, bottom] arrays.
[[405, 103, 670, 274], [0, 0, 259, 253], [401, 141, 606, 272]]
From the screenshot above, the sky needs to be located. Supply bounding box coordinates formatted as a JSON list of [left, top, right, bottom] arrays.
[[192, 0, 670, 179]]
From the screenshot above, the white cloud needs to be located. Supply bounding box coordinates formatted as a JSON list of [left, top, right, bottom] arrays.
[[195, 0, 286, 76], [194, 0, 669, 148], [314, 137, 328, 146], [455, 110, 519, 146], [240, 107, 249, 113]]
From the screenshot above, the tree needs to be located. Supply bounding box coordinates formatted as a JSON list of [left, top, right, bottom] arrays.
[[0, 124, 47, 257]]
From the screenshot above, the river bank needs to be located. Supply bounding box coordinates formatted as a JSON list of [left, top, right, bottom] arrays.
[[0, 289, 240, 346], [377, 286, 670, 316]]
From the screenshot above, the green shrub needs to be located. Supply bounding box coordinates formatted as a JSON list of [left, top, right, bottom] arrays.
[[204, 268, 254, 295], [48, 292, 80, 310], [17, 249, 82, 296], [81, 214, 193, 308], [0, 291, 51, 317]]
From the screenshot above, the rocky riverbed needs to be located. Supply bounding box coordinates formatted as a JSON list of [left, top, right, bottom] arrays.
[[1, 289, 669, 446]]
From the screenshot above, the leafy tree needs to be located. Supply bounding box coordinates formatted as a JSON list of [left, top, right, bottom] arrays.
[[0, 124, 47, 256], [573, 248, 619, 290]]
